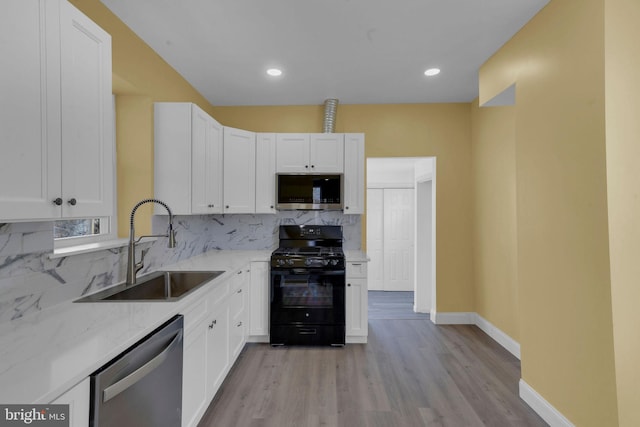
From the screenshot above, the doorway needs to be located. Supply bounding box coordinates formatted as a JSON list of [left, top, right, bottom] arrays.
[[366, 157, 435, 315]]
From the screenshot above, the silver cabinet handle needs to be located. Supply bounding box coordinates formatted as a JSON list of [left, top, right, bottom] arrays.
[[237, 288, 242, 293], [351, 263, 362, 266], [209, 320, 217, 329], [103, 330, 183, 403], [237, 321, 243, 327], [67, 198, 77, 206], [53, 198, 62, 206]]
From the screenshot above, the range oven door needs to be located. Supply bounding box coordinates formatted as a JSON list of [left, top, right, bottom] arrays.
[[270, 268, 345, 345]]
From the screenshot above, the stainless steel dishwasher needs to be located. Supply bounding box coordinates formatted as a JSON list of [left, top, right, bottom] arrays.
[[90, 315, 183, 427]]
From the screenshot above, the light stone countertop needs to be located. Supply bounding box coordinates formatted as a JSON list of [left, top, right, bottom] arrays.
[[0, 248, 368, 404], [0, 250, 270, 404]]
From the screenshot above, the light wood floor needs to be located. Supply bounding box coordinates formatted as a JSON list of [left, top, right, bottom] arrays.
[[198, 292, 546, 427]]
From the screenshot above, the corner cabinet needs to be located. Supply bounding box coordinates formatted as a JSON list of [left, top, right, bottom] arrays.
[[154, 103, 223, 215], [223, 127, 256, 213], [343, 133, 365, 214], [0, 0, 113, 221]]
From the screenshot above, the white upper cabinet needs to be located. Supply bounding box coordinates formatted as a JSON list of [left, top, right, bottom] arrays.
[[276, 133, 344, 173], [255, 133, 276, 213], [275, 134, 310, 173], [192, 107, 223, 214], [155, 103, 223, 215], [223, 127, 256, 213], [0, 0, 113, 221], [343, 133, 365, 214], [309, 133, 344, 173]]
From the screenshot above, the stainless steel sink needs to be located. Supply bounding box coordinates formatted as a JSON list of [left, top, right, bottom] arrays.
[[75, 270, 224, 302]]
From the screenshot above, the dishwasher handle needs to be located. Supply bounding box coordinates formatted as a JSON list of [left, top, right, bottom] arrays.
[[102, 329, 183, 403]]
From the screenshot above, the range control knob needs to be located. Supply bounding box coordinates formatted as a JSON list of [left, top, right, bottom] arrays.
[[287, 259, 294, 266]]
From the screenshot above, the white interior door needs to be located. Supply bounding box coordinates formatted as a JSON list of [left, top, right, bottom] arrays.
[[383, 188, 415, 291], [367, 187, 415, 292], [366, 189, 384, 290]]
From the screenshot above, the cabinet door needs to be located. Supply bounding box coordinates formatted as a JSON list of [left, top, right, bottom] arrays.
[[192, 106, 223, 214], [275, 134, 310, 172], [0, 0, 62, 220], [59, 0, 113, 218], [206, 304, 229, 401], [310, 134, 344, 173], [346, 278, 368, 337], [223, 127, 256, 213], [51, 377, 89, 427], [249, 261, 269, 336], [255, 133, 276, 213], [343, 133, 365, 214], [182, 322, 208, 427]]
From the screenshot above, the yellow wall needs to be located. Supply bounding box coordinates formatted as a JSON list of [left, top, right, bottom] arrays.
[[68, 0, 217, 235], [470, 102, 519, 341], [604, 0, 640, 425], [64, 1, 633, 424], [214, 104, 475, 313], [479, 0, 618, 425]]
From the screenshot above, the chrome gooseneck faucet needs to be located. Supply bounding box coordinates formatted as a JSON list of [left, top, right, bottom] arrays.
[[126, 198, 176, 285]]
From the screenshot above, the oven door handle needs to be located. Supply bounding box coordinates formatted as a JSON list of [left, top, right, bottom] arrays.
[[272, 269, 345, 276]]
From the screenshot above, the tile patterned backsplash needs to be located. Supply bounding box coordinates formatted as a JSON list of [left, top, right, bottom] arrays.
[[0, 212, 360, 325]]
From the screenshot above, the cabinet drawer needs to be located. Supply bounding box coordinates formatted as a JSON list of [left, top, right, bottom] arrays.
[[229, 284, 245, 318], [346, 262, 367, 278], [182, 299, 208, 333]]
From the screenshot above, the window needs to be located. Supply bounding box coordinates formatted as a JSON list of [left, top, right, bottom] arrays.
[[53, 217, 115, 249]]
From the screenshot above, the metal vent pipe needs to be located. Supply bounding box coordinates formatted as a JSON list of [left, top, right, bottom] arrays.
[[323, 98, 338, 133]]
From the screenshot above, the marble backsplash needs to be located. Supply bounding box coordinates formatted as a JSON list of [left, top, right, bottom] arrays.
[[0, 211, 360, 326]]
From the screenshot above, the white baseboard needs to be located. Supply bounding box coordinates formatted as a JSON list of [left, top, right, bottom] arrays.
[[426, 311, 572, 426], [473, 314, 521, 360], [346, 336, 367, 344], [519, 380, 575, 427], [430, 311, 475, 324]]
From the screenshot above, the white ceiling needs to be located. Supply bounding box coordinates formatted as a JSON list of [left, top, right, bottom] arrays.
[[101, 0, 549, 106]]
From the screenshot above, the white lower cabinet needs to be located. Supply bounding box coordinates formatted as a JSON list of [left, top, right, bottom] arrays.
[[51, 377, 90, 427], [248, 261, 269, 340], [182, 320, 209, 427], [206, 302, 230, 402], [346, 261, 369, 342], [181, 266, 249, 426], [228, 269, 248, 360]]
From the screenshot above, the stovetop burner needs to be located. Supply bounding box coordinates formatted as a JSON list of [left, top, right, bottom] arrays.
[[271, 225, 345, 270]]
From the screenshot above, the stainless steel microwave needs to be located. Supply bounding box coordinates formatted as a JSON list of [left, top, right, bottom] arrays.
[[276, 174, 343, 210]]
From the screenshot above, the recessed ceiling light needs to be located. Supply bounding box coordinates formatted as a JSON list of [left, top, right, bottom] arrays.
[[267, 68, 283, 77], [424, 68, 441, 77]]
